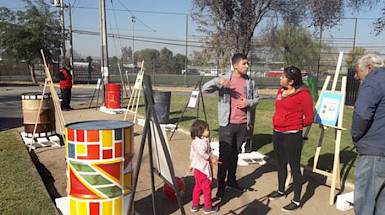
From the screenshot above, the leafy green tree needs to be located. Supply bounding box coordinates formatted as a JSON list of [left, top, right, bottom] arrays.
[[159, 47, 174, 73], [261, 24, 334, 72], [0, 0, 61, 83], [120, 46, 132, 64], [173, 54, 187, 74], [192, 0, 384, 56], [135, 49, 160, 73], [345, 47, 366, 68]]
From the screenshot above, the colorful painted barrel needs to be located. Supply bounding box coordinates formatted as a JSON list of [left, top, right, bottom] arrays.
[[105, 84, 122, 109], [21, 92, 56, 137], [65, 120, 134, 215]]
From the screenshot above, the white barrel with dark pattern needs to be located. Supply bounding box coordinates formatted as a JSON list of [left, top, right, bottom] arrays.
[[21, 92, 56, 137]]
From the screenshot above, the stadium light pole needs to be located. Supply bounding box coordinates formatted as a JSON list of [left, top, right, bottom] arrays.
[[184, 14, 188, 87], [132, 16, 136, 73]]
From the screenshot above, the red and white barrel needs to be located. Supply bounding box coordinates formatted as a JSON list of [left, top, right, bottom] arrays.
[[105, 84, 122, 109]]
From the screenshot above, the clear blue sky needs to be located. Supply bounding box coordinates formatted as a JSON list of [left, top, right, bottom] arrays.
[[1, 0, 384, 59]]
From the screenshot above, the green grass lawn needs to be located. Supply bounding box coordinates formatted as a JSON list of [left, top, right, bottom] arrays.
[[128, 94, 357, 183], [0, 130, 57, 215]]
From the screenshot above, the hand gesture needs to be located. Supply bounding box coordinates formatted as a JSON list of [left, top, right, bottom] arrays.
[[187, 165, 192, 172], [210, 157, 219, 165], [236, 97, 247, 109], [219, 78, 230, 88]]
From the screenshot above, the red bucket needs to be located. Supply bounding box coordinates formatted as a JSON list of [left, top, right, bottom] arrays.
[[105, 83, 121, 109]]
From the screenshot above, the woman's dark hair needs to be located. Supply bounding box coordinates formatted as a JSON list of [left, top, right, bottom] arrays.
[[190, 120, 209, 139], [283, 66, 304, 89]]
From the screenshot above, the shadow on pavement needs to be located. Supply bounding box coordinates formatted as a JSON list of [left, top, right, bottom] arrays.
[[0, 117, 23, 132], [134, 175, 195, 215], [29, 149, 62, 201]]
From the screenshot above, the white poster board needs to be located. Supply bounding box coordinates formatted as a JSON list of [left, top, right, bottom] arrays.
[[134, 72, 143, 89], [315, 92, 343, 126], [96, 78, 102, 89], [150, 121, 174, 185], [187, 90, 200, 108]]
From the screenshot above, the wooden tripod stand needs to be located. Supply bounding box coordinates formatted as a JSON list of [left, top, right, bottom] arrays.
[[127, 73, 186, 215], [30, 50, 65, 148], [169, 76, 207, 141], [124, 60, 144, 123]]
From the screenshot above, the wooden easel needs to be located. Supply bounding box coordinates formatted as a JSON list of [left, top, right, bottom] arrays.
[[123, 60, 144, 123], [127, 73, 186, 215], [117, 63, 129, 97], [30, 50, 65, 148], [312, 52, 347, 205], [284, 52, 347, 205], [169, 76, 207, 141]]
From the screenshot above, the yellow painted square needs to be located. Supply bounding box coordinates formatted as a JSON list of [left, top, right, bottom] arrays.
[[65, 129, 68, 157], [69, 198, 77, 215], [102, 200, 113, 215], [114, 198, 122, 215], [77, 144, 85, 154], [78, 201, 88, 215], [124, 127, 133, 154], [102, 130, 113, 148]]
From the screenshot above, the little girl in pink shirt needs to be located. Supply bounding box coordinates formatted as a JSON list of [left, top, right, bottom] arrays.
[[189, 120, 219, 214]]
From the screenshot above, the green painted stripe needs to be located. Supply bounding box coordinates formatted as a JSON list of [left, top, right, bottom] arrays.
[[69, 161, 96, 172], [97, 186, 122, 198], [81, 174, 112, 185]]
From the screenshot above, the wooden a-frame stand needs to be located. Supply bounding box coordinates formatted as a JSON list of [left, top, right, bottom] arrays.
[[118, 63, 130, 98], [124, 61, 144, 123], [169, 76, 208, 141], [127, 73, 186, 215], [312, 52, 347, 205], [30, 50, 66, 149], [286, 52, 347, 205]]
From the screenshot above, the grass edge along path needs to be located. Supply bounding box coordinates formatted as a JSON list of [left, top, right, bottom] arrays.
[[0, 129, 57, 215]]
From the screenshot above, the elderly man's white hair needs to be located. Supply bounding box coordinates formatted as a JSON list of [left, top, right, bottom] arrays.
[[356, 53, 384, 71]]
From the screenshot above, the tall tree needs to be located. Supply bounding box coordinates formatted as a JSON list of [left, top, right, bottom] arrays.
[[135, 49, 160, 74], [159, 47, 174, 73], [262, 24, 333, 71], [120, 46, 132, 64], [0, 0, 61, 83], [192, 0, 381, 56], [173, 54, 187, 74]]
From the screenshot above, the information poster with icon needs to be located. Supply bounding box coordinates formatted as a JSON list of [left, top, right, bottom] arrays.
[[134, 72, 143, 89], [315, 92, 343, 126], [187, 90, 200, 108]]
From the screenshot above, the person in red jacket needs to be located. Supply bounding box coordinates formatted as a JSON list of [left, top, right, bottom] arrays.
[[268, 66, 314, 212], [58, 64, 73, 111]]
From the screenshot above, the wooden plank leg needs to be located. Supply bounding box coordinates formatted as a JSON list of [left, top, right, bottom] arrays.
[[134, 90, 141, 123]]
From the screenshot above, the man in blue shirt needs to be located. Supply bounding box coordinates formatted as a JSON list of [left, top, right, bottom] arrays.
[[351, 53, 385, 215]]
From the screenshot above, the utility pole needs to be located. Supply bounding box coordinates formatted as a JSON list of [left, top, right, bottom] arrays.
[[99, 0, 109, 84], [59, 0, 66, 68], [184, 14, 188, 87], [352, 18, 358, 64], [68, 3, 74, 84], [132, 16, 136, 74], [316, 24, 323, 82]]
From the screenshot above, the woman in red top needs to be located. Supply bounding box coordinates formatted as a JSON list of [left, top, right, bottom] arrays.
[[268, 66, 314, 212]]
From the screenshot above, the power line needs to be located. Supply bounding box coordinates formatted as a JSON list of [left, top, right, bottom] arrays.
[[114, 0, 156, 32], [72, 29, 206, 48]]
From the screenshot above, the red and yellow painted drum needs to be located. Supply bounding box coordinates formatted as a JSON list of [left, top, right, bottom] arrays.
[[65, 120, 134, 215]]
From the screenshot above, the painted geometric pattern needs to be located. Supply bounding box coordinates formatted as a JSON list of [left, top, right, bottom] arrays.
[[65, 126, 133, 161], [68, 160, 133, 199], [69, 196, 122, 215]]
